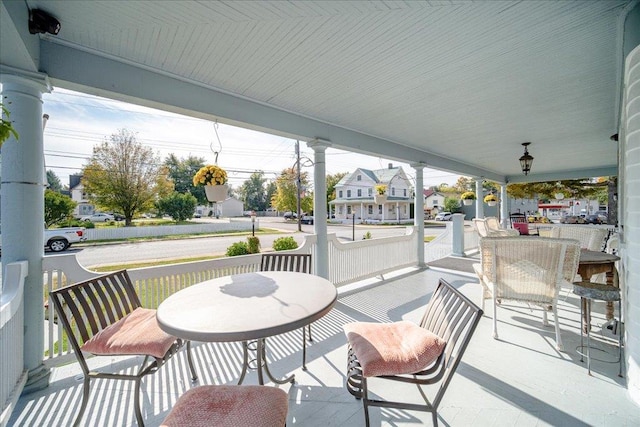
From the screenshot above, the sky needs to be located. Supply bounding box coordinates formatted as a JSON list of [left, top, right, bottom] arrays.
[[41, 88, 461, 191]]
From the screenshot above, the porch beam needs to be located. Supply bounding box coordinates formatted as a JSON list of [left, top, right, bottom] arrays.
[[475, 179, 484, 219]]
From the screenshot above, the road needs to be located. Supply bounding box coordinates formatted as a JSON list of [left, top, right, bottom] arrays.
[[71, 218, 445, 268]]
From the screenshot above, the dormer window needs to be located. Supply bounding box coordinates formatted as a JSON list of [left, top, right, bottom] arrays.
[[391, 187, 396, 196], [357, 175, 361, 181]]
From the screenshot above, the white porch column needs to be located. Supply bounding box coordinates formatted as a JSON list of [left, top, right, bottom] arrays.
[[500, 184, 509, 227], [623, 41, 640, 405], [451, 214, 465, 257], [308, 139, 330, 279], [0, 69, 51, 391], [412, 163, 425, 267], [475, 178, 484, 219]]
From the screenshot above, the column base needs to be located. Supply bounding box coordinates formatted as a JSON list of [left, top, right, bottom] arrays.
[[21, 364, 51, 395]]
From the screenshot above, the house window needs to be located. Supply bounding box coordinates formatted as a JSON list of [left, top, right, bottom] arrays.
[[357, 189, 362, 197], [347, 190, 351, 198], [404, 206, 407, 214], [378, 205, 382, 214], [391, 187, 396, 196], [368, 205, 373, 214], [339, 190, 343, 198], [347, 206, 352, 215], [404, 189, 407, 197], [338, 206, 343, 214], [357, 175, 361, 181], [368, 188, 372, 197]]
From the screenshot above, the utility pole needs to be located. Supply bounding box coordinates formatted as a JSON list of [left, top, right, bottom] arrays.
[[295, 140, 302, 232]]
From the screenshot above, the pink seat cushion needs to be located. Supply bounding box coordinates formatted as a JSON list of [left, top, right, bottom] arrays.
[[161, 385, 288, 427], [81, 307, 176, 359], [344, 321, 446, 377], [512, 222, 530, 235]]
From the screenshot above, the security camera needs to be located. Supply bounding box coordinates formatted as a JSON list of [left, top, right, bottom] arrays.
[[29, 9, 61, 35]]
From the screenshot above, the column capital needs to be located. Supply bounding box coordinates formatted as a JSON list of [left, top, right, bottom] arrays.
[[1, 65, 51, 94], [307, 138, 331, 151]]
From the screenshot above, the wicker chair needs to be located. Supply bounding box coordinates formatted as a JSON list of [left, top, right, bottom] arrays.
[[260, 253, 313, 369], [344, 279, 483, 426], [49, 270, 197, 426], [472, 218, 519, 237], [473, 236, 581, 350], [549, 225, 608, 251]]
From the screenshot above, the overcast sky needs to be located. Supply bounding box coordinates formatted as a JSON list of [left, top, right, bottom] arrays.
[[41, 88, 460, 191]]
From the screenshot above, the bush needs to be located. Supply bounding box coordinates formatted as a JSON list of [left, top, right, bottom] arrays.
[[58, 218, 93, 228], [226, 241, 249, 257], [363, 231, 372, 240], [272, 236, 298, 251], [247, 236, 261, 254]]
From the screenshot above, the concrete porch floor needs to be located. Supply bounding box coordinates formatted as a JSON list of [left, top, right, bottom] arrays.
[[10, 266, 639, 426]]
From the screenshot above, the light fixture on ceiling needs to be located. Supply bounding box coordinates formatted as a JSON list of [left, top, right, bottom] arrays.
[[28, 9, 61, 35], [519, 142, 534, 175]]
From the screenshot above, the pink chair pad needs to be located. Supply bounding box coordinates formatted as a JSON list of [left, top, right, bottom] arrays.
[[81, 307, 176, 359], [161, 385, 288, 427], [344, 320, 446, 377]]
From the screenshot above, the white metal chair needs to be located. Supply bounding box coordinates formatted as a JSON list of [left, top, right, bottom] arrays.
[[473, 236, 581, 350]]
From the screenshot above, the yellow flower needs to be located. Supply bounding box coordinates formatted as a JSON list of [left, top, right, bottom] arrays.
[[193, 165, 228, 186]]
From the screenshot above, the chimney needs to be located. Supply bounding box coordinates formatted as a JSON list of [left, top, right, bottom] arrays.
[[388, 163, 393, 169]]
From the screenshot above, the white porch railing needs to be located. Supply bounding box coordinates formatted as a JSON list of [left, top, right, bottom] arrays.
[[1, 261, 29, 427], [42, 227, 419, 366]]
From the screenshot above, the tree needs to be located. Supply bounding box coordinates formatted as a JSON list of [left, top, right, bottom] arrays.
[[44, 189, 76, 227], [164, 154, 206, 202], [46, 170, 64, 193], [443, 197, 460, 213], [82, 129, 166, 226], [265, 181, 277, 209], [271, 167, 312, 213], [454, 177, 474, 192], [239, 172, 268, 211], [326, 172, 347, 214], [156, 192, 197, 222]]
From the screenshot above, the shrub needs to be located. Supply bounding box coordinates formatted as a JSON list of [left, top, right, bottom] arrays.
[[226, 241, 249, 257], [247, 236, 261, 254], [363, 231, 372, 240], [59, 218, 93, 228], [272, 236, 298, 251]]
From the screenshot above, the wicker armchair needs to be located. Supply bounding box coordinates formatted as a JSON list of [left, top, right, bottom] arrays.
[[473, 236, 581, 350], [472, 218, 519, 237], [549, 225, 608, 251]]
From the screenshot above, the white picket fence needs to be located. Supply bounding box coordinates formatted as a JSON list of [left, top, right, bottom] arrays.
[[83, 220, 253, 240]]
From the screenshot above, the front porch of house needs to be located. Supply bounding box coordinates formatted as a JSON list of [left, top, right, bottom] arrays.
[[10, 266, 637, 426]]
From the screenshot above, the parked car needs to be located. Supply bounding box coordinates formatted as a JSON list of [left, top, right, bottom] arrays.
[[283, 211, 297, 220], [300, 215, 314, 225], [585, 214, 604, 224], [81, 213, 114, 222], [0, 226, 88, 253], [434, 212, 452, 221], [110, 212, 125, 221], [559, 215, 587, 224]]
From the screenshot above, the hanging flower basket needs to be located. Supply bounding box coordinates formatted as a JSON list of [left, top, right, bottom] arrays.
[[460, 191, 476, 205], [484, 194, 498, 206], [462, 199, 474, 206], [487, 201, 497, 207], [374, 194, 387, 204], [193, 164, 229, 202], [204, 184, 228, 202]]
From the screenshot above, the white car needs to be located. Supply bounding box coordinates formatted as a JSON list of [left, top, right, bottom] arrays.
[[81, 213, 114, 222], [434, 212, 453, 221]]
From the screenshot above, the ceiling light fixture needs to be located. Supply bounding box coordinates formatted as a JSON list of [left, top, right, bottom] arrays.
[[519, 142, 534, 175]]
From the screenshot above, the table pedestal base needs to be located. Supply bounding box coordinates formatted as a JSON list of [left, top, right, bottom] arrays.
[[238, 339, 295, 385]]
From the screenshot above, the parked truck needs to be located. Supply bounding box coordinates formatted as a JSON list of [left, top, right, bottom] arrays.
[[0, 227, 88, 253]]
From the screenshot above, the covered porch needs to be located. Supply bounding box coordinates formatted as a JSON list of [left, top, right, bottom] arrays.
[[2, 0, 640, 422], [10, 266, 638, 426]]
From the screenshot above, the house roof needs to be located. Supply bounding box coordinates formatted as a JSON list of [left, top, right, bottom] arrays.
[[1, 1, 630, 182], [337, 167, 403, 187]]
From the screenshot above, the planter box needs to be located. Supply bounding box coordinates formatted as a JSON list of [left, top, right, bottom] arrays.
[[205, 184, 228, 202]]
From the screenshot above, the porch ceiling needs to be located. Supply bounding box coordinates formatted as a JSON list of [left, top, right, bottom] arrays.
[[1, 1, 630, 183]]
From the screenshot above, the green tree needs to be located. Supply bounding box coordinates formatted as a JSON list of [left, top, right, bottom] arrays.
[[46, 170, 64, 193], [82, 129, 165, 226], [239, 172, 267, 211], [443, 197, 460, 213], [164, 154, 206, 202], [44, 189, 76, 227], [265, 181, 277, 209], [271, 167, 313, 214], [156, 192, 197, 222], [454, 177, 474, 192]]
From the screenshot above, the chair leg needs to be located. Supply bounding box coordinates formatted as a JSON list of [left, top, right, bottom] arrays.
[[542, 308, 549, 327], [307, 324, 313, 342], [552, 304, 563, 351], [362, 377, 371, 427], [134, 377, 144, 426], [432, 410, 439, 427], [73, 376, 91, 427], [492, 296, 499, 339], [302, 326, 307, 371], [186, 341, 198, 381]]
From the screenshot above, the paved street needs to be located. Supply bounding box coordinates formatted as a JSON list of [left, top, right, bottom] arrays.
[[71, 217, 445, 268]]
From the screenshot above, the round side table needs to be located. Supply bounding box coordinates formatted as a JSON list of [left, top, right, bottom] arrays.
[[572, 281, 623, 377]]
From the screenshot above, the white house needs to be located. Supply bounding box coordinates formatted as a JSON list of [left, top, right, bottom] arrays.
[[197, 197, 244, 218], [330, 164, 413, 222], [69, 175, 95, 218], [422, 189, 446, 218]]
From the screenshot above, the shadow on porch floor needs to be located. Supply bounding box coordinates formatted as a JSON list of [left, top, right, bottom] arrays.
[[10, 267, 638, 426]]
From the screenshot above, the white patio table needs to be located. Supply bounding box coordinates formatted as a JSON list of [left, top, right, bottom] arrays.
[[156, 271, 337, 385]]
